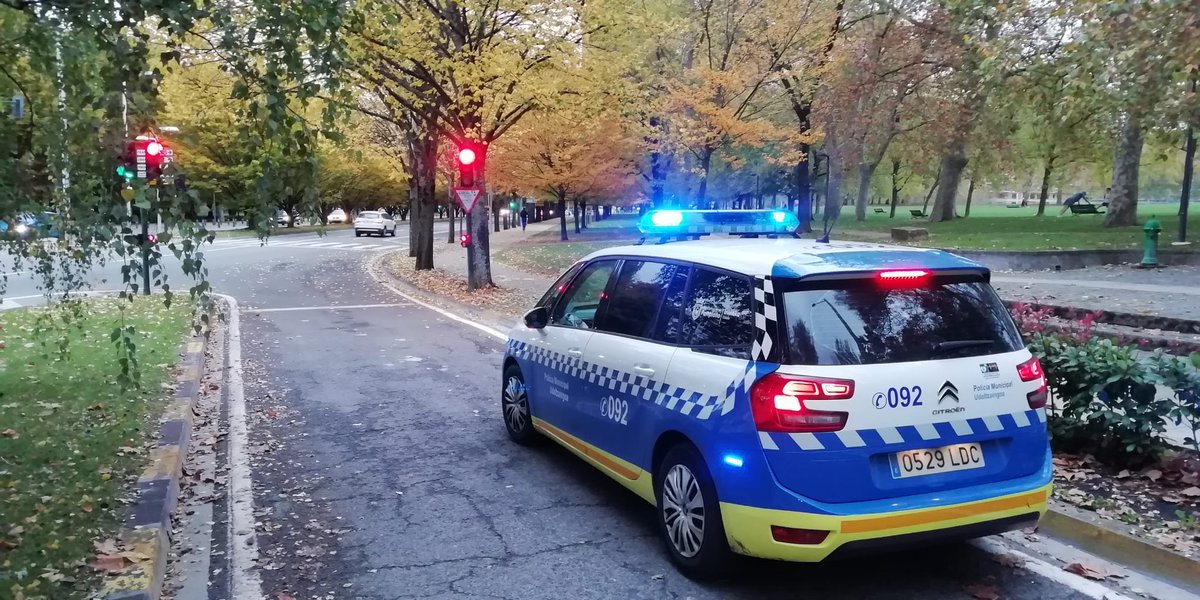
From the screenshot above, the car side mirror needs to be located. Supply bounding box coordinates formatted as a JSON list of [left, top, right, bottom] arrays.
[[524, 306, 549, 329]]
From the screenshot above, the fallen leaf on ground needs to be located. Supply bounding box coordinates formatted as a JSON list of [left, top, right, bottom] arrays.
[[965, 584, 1001, 600], [94, 539, 120, 554], [1117, 469, 1131, 479], [276, 594, 296, 600], [1063, 562, 1110, 580], [91, 554, 130, 572], [1, 429, 17, 438], [81, 503, 93, 513], [1180, 487, 1200, 498], [1144, 469, 1163, 482]]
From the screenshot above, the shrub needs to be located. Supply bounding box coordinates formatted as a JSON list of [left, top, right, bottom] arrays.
[[1011, 303, 1200, 467]]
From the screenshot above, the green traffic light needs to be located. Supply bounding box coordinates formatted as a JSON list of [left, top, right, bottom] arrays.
[[116, 165, 133, 180]]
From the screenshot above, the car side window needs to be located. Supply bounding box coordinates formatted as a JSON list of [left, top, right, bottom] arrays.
[[551, 261, 616, 329], [598, 260, 679, 339], [651, 265, 691, 344], [537, 263, 584, 309], [682, 268, 753, 358]]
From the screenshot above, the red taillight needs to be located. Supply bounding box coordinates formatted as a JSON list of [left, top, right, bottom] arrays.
[[1017, 357, 1043, 382], [771, 526, 830, 545], [1018, 357, 1047, 409], [1027, 384, 1048, 409], [750, 373, 852, 433]]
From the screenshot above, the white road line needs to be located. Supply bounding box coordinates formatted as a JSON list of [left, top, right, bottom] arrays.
[[970, 538, 1134, 600], [0, 298, 21, 309], [213, 293, 265, 600], [247, 302, 413, 313], [368, 258, 507, 341], [1, 270, 24, 277]]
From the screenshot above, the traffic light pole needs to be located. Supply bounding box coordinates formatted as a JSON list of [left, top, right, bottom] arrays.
[[140, 207, 150, 295]]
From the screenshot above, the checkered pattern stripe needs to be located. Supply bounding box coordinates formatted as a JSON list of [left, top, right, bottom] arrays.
[[752, 276, 777, 362], [758, 408, 1048, 451], [508, 340, 769, 420]]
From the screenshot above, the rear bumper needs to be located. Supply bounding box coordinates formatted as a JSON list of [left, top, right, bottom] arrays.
[[355, 225, 385, 231], [720, 484, 1050, 562]]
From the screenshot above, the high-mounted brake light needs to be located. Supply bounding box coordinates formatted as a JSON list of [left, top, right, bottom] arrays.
[[878, 269, 929, 280], [750, 373, 852, 433]]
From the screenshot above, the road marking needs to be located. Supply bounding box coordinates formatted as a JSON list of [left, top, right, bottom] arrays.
[[1, 270, 24, 277], [246, 302, 413, 313], [970, 537, 1134, 600], [368, 257, 507, 341], [0, 298, 20, 309], [214, 293, 265, 600]]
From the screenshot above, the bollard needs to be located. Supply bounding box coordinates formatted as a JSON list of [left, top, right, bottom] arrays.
[[1141, 216, 1162, 267]]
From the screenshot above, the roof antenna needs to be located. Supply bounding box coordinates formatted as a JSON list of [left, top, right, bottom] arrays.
[[815, 222, 833, 243]]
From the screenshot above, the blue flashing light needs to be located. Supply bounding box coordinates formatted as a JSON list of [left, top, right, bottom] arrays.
[[723, 454, 744, 468], [650, 210, 684, 227], [638, 209, 800, 237]]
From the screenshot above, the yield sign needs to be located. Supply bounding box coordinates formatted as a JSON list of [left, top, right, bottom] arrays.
[[454, 187, 482, 212]]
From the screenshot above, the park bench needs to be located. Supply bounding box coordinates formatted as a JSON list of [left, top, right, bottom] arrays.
[[874, 208, 885, 214], [1069, 204, 1103, 215], [909, 209, 927, 218]]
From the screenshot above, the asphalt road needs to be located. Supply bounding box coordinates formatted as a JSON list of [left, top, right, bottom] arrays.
[[1, 225, 1151, 599]]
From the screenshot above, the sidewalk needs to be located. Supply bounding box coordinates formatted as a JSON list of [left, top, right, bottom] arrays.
[[993, 266, 1200, 323]]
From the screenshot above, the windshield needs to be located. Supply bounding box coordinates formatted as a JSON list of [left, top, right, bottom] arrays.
[[781, 280, 1023, 365], [359, 211, 380, 219]]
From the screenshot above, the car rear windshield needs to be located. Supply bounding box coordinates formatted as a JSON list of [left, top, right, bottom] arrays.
[[781, 280, 1023, 365], [359, 211, 380, 219]]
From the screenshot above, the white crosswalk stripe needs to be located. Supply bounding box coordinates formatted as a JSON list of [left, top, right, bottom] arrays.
[[205, 238, 392, 253]]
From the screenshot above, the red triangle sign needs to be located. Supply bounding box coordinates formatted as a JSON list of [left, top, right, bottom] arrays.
[[454, 187, 482, 212]]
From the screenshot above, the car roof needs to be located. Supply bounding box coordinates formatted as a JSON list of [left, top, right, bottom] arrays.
[[584, 237, 986, 279]]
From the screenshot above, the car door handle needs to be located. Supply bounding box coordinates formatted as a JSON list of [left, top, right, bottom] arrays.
[[567, 348, 584, 357], [633, 365, 656, 377]]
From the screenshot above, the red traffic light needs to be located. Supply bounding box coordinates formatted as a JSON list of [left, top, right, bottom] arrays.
[[147, 234, 158, 245], [459, 233, 471, 247], [146, 141, 164, 156], [457, 147, 476, 166]]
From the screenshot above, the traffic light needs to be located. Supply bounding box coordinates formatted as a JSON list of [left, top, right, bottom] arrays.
[[510, 201, 518, 210], [456, 143, 481, 187], [459, 232, 471, 247], [116, 165, 134, 181], [126, 136, 168, 182]]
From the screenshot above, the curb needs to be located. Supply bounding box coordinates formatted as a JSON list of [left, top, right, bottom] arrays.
[[100, 334, 208, 600], [1043, 503, 1200, 593], [366, 252, 517, 334]]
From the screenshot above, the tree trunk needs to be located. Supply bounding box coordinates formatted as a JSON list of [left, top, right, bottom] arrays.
[[410, 126, 439, 270], [581, 201, 589, 229], [1036, 152, 1055, 216], [794, 153, 812, 231], [1180, 125, 1196, 242], [964, 175, 977, 217], [493, 193, 500, 233], [695, 146, 715, 206], [921, 168, 941, 214], [408, 191, 418, 258], [573, 199, 581, 234], [558, 193, 569, 241], [649, 117, 670, 208], [446, 204, 455, 243], [1104, 116, 1144, 228], [929, 142, 966, 222], [466, 187, 493, 291], [855, 161, 878, 221], [889, 158, 901, 218], [821, 152, 844, 232]]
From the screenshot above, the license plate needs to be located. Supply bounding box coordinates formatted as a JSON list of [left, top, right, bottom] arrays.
[[890, 443, 985, 479]]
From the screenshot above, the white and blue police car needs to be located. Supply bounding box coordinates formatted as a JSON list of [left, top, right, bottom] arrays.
[[500, 209, 1051, 579]]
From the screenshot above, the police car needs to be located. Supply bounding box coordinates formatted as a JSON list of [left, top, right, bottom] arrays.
[[500, 210, 1051, 578]]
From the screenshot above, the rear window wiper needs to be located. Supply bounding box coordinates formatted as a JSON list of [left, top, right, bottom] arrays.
[[930, 339, 994, 355]]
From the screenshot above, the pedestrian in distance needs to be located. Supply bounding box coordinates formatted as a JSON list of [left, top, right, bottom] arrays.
[[519, 207, 529, 231], [1058, 191, 1087, 216]]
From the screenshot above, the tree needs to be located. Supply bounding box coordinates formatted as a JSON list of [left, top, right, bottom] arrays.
[[491, 112, 639, 241], [1, 0, 350, 382], [352, 0, 604, 289]]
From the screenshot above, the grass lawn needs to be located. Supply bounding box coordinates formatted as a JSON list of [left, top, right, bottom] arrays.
[[836, 202, 1198, 251], [213, 223, 352, 238], [0, 298, 192, 599], [495, 203, 1199, 274]]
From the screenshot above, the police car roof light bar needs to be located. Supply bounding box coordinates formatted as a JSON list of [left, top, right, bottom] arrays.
[[637, 209, 801, 244]]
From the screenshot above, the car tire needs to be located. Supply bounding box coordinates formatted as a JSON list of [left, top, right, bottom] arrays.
[[501, 364, 538, 446], [655, 444, 734, 581], [355, 231, 362, 237], [389, 227, 396, 237]]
